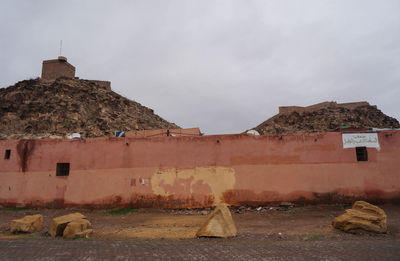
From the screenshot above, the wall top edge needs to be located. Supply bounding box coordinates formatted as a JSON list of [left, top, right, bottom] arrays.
[[0, 130, 398, 143]]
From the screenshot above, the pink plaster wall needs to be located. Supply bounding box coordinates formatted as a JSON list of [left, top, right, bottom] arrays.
[[0, 130, 399, 208]]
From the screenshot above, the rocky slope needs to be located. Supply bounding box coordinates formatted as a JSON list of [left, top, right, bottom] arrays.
[[0, 78, 179, 139], [253, 102, 399, 135]]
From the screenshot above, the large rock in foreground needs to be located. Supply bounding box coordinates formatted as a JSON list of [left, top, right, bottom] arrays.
[[63, 219, 93, 239], [196, 204, 237, 238], [332, 201, 387, 234], [48, 212, 87, 237], [10, 214, 43, 233]]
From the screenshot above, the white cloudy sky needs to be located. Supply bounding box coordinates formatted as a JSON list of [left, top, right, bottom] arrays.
[[0, 0, 399, 134]]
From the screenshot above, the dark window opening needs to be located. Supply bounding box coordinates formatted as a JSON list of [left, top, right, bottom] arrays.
[[356, 147, 368, 161], [4, 149, 11, 160], [56, 163, 70, 176]]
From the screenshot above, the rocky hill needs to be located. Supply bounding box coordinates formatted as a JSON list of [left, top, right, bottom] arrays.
[[253, 101, 399, 135], [0, 78, 179, 139]]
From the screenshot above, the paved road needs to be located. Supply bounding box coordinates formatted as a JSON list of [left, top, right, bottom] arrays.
[[1, 237, 399, 260]]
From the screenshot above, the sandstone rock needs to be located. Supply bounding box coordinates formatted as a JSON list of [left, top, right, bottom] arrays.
[[10, 214, 43, 233], [48, 212, 87, 237], [332, 201, 387, 234], [74, 229, 93, 238], [196, 204, 237, 238], [63, 219, 92, 239]]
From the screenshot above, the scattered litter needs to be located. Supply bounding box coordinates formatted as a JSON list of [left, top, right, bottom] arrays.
[[115, 131, 125, 137], [68, 133, 81, 139], [246, 129, 260, 135], [279, 202, 295, 208]]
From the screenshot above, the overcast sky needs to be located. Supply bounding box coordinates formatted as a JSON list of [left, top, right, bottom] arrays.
[[1, 0, 399, 134]]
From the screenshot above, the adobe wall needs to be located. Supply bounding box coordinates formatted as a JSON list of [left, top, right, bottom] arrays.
[[0, 130, 399, 208], [41, 58, 75, 80], [88, 80, 111, 91]]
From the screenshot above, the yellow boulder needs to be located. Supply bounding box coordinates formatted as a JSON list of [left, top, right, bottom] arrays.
[[10, 214, 43, 233], [196, 204, 237, 238], [63, 219, 92, 239], [332, 201, 387, 234], [48, 212, 87, 237]]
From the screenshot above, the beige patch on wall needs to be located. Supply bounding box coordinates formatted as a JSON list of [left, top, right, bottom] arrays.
[[151, 167, 235, 204]]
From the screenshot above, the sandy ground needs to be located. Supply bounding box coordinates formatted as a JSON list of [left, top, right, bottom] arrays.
[[1, 203, 399, 240]]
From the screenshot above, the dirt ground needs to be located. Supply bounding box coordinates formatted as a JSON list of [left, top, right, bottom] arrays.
[[1, 203, 399, 241]]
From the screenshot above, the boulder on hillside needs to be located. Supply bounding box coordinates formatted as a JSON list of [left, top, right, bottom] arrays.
[[10, 214, 43, 233], [332, 201, 387, 234], [48, 212, 87, 237], [196, 204, 237, 238], [63, 219, 93, 239]]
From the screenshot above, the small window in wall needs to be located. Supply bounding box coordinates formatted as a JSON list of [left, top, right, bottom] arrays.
[[4, 149, 11, 160], [356, 147, 368, 161], [56, 163, 70, 176]]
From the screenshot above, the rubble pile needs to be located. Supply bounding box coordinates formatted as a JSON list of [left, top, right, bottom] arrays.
[[0, 78, 179, 139], [253, 102, 399, 135]]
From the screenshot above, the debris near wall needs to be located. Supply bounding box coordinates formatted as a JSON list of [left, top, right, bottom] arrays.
[[253, 101, 399, 135], [0, 78, 179, 139]]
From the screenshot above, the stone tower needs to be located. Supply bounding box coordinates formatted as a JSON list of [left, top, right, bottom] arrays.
[[41, 56, 75, 80]]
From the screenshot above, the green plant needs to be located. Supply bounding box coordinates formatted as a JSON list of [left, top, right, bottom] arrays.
[[102, 208, 138, 215], [19, 234, 42, 240], [3, 206, 29, 211], [290, 233, 324, 240]]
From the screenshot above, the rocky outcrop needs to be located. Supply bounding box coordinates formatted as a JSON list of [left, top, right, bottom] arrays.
[[332, 201, 387, 234], [63, 219, 93, 239], [196, 204, 237, 238], [48, 212, 87, 237], [10, 214, 43, 233], [0, 78, 179, 140], [253, 101, 399, 135]]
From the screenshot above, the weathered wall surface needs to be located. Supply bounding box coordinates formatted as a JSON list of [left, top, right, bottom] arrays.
[[41, 59, 75, 80], [0, 131, 399, 208]]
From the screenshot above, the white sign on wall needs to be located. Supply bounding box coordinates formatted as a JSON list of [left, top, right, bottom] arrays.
[[342, 133, 380, 149]]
